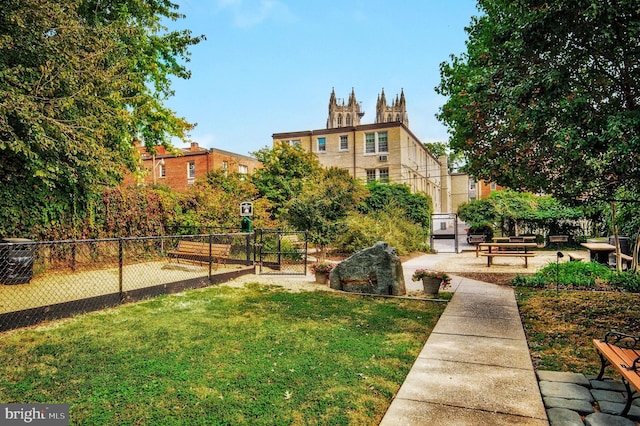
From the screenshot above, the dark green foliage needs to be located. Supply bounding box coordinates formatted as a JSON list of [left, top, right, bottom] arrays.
[[457, 190, 585, 239], [0, 0, 202, 238], [287, 167, 367, 251], [360, 181, 433, 228], [512, 261, 640, 292], [251, 144, 322, 220], [438, 0, 640, 203]]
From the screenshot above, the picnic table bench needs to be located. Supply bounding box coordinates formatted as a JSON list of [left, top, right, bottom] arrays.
[[566, 252, 585, 262], [593, 331, 640, 416], [610, 252, 634, 270], [467, 234, 486, 257], [168, 241, 231, 269], [492, 236, 536, 243], [478, 242, 538, 268]]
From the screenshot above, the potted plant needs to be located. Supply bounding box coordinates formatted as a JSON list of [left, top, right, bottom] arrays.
[[412, 269, 451, 297], [311, 262, 334, 284]]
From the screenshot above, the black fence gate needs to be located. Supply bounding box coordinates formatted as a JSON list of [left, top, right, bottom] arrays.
[[255, 229, 308, 275]]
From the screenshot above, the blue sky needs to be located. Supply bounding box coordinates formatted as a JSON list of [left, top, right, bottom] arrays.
[[166, 0, 480, 156]]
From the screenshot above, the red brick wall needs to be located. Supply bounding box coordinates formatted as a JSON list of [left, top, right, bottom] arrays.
[[125, 143, 260, 191]]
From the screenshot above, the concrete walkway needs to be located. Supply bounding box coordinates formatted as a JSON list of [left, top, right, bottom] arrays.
[[380, 255, 549, 425]]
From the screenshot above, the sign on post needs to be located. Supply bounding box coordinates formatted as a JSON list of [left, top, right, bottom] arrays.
[[240, 201, 253, 217]]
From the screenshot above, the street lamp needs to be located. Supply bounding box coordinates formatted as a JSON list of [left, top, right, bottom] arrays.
[[152, 155, 165, 184]]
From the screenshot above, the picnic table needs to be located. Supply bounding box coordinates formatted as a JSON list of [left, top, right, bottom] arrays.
[[478, 242, 538, 268], [580, 242, 616, 264], [492, 236, 536, 243]]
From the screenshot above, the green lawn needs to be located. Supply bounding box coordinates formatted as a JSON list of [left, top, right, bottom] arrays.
[[0, 283, 446, 425], [516, 288, 640, 375]]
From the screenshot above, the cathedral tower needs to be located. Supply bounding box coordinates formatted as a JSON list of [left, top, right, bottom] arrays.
[[326, 88, 364, 129], [375, 88, 409, 127]]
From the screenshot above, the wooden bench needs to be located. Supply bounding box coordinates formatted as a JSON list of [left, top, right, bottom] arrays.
[[480, 252, 536, 268], [168, 241, 231, 269], [478, 242, 538, 268], [593, 331, 640, 416], [610, 252, 633, 270], [468, 235, 485, 257], [567, 252, 584, 262]]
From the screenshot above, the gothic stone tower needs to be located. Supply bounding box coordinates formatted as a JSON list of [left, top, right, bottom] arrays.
[[376, 88, 409, 127], [326, 88, 364, 129]]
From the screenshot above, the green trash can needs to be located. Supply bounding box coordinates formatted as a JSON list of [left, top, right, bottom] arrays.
[[0, 238, 35, 284]]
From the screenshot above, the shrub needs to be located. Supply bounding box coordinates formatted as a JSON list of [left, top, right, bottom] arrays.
[[336, 206, 428, 255], [512, 261, 640, 293]]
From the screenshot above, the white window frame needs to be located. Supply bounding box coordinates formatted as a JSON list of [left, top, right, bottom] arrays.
[[364, 132, 389, 155], [187, 161, 196, 179], [339, 135, 348, 151], [317, 137, 326, 152]]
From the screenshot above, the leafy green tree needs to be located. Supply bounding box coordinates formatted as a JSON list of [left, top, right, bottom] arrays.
[[458, 190, 585, 239], [437, 0, 640, 203], [286, 167, 367, 255], [170, 170, 275, 232], [424, 142, 465, 173], [360, 181, 433, 228], [0, 0, 202, 238], [251, 143, 322, 220]]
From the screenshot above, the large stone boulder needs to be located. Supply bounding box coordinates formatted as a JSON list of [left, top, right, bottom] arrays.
[[329, 242, 406, 296]]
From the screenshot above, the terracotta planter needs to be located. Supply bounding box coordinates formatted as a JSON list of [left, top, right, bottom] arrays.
[[314, 272, 329, 284], [422, 277, 441, 297]]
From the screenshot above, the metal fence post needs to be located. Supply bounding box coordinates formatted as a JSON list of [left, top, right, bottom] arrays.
[[208, 234, 213, 281], [118, 238, 123, 301]]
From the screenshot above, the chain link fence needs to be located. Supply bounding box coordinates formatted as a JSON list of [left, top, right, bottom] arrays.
[[256, 230, 308, 275], [0, 233, 254, 332]]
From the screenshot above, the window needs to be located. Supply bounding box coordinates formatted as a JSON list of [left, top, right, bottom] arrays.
[[346, 115, 351, 126], [365, 132, 388, 154], [367, 168, 389, 183], [222, 161, 228, 176], [377, 132, 388, 153], [396, 114, 401, 122], [339, 135, 348, 151], [287, 139, 300, 147], [387, 114, 392, 122], [238, 164, 248, 180], [187, 161, 195, 179], [366, 169, 376, 183], [337, 114, 342, 126], [490, 182, 497, 190], [365, 133, 375, 153], [379, 168, 389, 182], [317, 137, 326, 152], [158, 163, 166, 178]]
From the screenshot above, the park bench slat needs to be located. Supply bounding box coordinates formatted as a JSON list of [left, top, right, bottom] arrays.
[[168, 241, 231, 269], [593, 332, 640, 416]]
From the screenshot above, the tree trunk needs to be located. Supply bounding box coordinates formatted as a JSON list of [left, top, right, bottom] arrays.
[[612, 202, 621, 272]]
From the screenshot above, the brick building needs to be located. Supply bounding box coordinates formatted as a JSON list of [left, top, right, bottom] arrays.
[[130, 142, 260, 191]]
